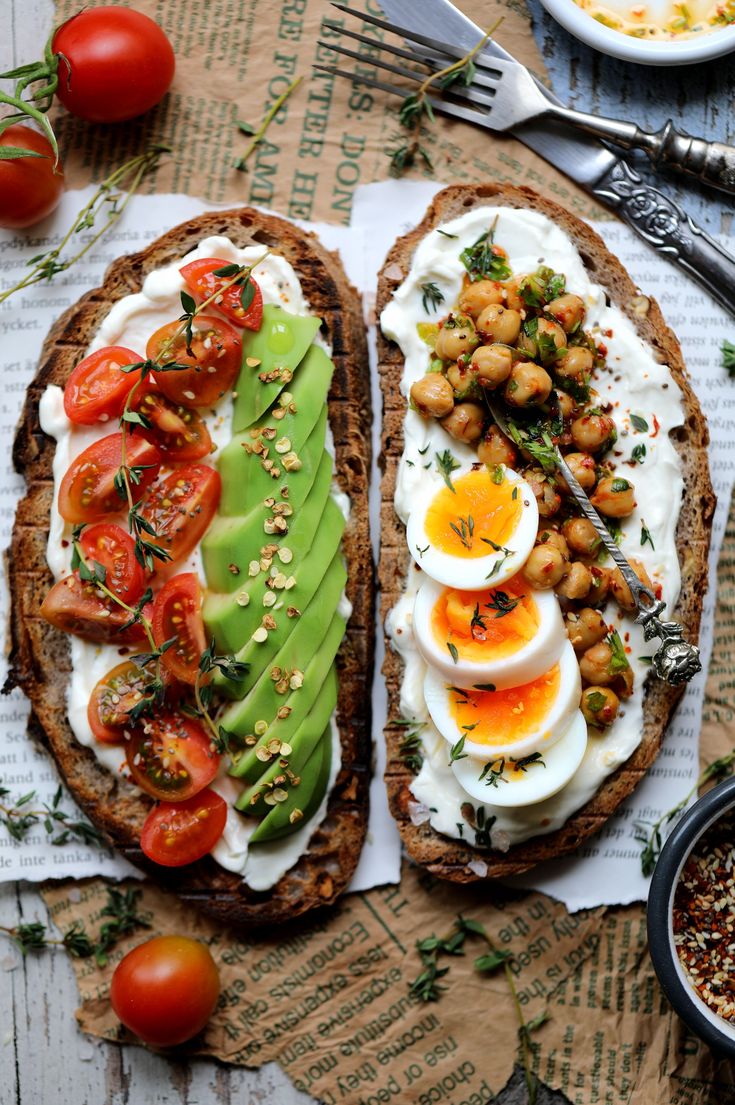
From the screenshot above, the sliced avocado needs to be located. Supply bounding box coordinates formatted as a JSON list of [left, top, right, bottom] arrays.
[[249, 725, 333, 843], [233, 306, 321, 431], [204, 495, 345, 656], [227, 607, 345, 782]]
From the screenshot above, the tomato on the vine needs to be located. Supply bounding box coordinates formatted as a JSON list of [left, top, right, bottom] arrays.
[[140, 789, 227, 868], [0, 124, 64, 230], [179, 258, 263, 331], [52, 8, 175, 124], [64, 346, 142, 425], [139, 464, 220, 566], [58, 433, 161, 524], [40, 574, 149, 644], [110, 935, 220, 1047], [125, 713, 219, 802], [88, 661, 157, 744], [146, 317, 241, 407], [151, 573, 206, 684], [79, 523, 145, 602], [134, 390, 213, 461]]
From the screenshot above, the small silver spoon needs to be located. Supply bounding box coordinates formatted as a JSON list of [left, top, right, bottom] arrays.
[[487, 399, 701, 686]]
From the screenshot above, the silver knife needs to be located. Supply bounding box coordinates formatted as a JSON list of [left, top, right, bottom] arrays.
[[378, 0, 735, 318]]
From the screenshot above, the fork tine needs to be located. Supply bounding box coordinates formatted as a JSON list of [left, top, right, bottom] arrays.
[[322, 20, 434, 69], [314, 64, 416, 102], [318, 40, 427, 87], [330, 3, 496, 68]]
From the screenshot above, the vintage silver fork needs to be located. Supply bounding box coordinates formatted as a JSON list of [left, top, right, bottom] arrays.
[[318, 4, 735, 198]]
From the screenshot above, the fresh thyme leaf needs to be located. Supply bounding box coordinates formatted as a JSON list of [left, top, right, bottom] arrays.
[[630, 413, 649, 433], [510, 751, 546, 772], [94, 887, 151, 967], [180, 290, 197, 316], [485, 590, 522, 619], [399, 724, 425, 773], [421, 281, 445, 313], [240, 278, 256, 312], [436, 229, 458, 239], [473, 683, 496, 691], [479, 757, 505, 787], [213, 262, 242, 278], [447, 641, 459, 664], [631, 443, 647, 464], [470, 603, 487, 635], [435, 449, 460, 492], [236, 120, 256, 136], [475, 949, 512, 971], [641, 520, 655, 549], [0, 778, 105, 849], [416, 543, 430, 559], [449, 514, 474, 550], [722, 340, 735, 376], [449, 735, 468, 763]]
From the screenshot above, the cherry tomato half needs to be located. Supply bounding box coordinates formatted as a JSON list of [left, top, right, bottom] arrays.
[[52, 8, 175, 124], [88, 660, 157, 744], [40, 573, 149, 644], [139, 465, 220, 566], [151, 573, 206, 684], [58, 433, 161, 524], [140, 788, 227, 869], [179, 258, 263, 331], [126, 712, 219, 801], [135, 390, 213, 461], [110, 935, 220, 1047], [146, 316, 241, 407], [79, 523, 145, 603], [0, 124, 64, 230], [63, 346, 142, 425]]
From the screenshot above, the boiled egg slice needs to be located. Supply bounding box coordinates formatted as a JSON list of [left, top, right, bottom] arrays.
[[450, 710, 588, 807], [423, 639, 581, 760], [413, 572, 566, 690], [406, 463, 537, 589]]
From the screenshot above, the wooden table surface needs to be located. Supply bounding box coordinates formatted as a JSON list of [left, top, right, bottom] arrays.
[[2, 1, 733, 1102]]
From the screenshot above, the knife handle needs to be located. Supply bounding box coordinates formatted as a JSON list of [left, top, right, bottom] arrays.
[[591, 160, 735, 320], [652, 121, 735, 197]]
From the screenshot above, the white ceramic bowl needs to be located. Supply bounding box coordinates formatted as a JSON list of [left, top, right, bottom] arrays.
[[539, 0, 735, 64]]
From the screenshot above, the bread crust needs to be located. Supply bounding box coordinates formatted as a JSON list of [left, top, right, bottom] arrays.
[[7, 207, 373, 926], [377, 183, 714, 882]]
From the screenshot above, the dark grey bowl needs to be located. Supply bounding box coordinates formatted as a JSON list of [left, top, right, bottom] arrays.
[[647, 774, 735, 1057]]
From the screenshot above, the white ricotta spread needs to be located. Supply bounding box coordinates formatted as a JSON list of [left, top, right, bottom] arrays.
[[39, 235, 345, 889], [380, 206, 685, 848]]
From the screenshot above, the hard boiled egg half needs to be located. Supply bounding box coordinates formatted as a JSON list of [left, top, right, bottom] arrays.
[[406, 463, 538, 588]]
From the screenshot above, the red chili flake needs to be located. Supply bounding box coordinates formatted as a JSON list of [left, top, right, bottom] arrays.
[[597, 343, 608, 356], [652, 415, 660, 438], [602, 328, 613, 338]]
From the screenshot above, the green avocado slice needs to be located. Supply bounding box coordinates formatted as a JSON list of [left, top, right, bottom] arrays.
[[249, 725, 333, 843], [232, 306, 320, 431]]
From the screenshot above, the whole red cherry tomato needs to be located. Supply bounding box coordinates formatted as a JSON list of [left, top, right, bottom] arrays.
[[0, 124, 64, 230]]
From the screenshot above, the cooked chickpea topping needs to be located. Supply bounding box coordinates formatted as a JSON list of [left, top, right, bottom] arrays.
[[478, 425, 518, 467], [608, 559, 654, 612], [522, 544, 567, 589], [562, 517, 601, 557], [555, 389, 577, 421], [579, 641, 616, 686], [562, 452, 597, 491], [446, 360, 478, 394], [410, 374, 454, 418], [555, 345, 593, 385], [434, 315, 479, 361], [571, 411, 615, 453], [546, 294, 586, 333], [458, 280, 504, 318], [581, 686, 620, 726], [502, 276, 525, 311], [590, 476, 636, 518], [476, 304, 522, 345], [565, 607, 607, 652], [555, 561, 592, 601], [587, 565, 611, 607], [526, 469, 561, 518], [440, 401, 485, 444], [504, 361, 553, 407], [536, 527, 570, 560], [535, 318, 566, 363], [471, 343, 512, 387]]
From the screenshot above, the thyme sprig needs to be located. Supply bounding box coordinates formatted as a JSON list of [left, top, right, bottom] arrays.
[[635, 749, 735, 876], [0, 780, 105, 847], [395, 718, 425, 773], [0, 147, 169, 305], [192, 640, 249, 751], [420, 281, 444, 313], [234, 76, 303, 172], [435, 449, 460, 492]]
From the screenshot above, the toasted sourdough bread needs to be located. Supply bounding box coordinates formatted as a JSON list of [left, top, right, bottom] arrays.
[[377, 183, 714, 882], [8, 207, 373, 926]]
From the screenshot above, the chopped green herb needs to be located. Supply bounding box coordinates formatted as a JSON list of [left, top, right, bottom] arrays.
[[449, 513, 474, 550], [473, 683, 496, 692], [491, 464, 504, 485], [449, 735, 468, 763], [416, 544, 429, 559], [631, 443, 647, 464], [641, 521, 655, 549], [421, 281, 445, 313], [607, 629, 630, 673], [585, 690, 607, 713], [610, 477, 631, 492], [435, 449, 461, 492], [630, 413, 649, 433], [459, 222, 512, 283], [485, 590, 523, 618], [447, 641, 459, 664], [722, 340, 735, 376], [436, 229, 458, 239]]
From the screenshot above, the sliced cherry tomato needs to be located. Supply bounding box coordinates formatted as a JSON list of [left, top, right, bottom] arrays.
[[151, 573, 206, 684], [125, 712, 219, 801], [139, 465, 220, 566], [0, 124, 64, 230], [40, 574, 149, 644], [63, 346, 142, 425], [134, 390, 213, 461], [140, 789, 227, 868], [146, 316, 241, 407], [180, 258, 264, 331], [88, 661, 159, 744], [58, 433, 161, 524], [79, 523, 145, 602], [110, 935, 220, 1047]]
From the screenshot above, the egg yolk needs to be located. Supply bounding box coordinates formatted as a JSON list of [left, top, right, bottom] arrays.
[[424, 468, 523, 560], [431, 576, 539, 662], [449, 665, 561, 748]]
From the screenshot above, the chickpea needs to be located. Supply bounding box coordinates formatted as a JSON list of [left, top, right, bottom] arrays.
[[504, 362, 553, 408], [565, 607, 607, 652], [434, 314, 479, 362], [555, 345, 593, 386], [562, 451, 597, 491], [590, 476, 636, 518], [608, 559, 654, 613], [471, 343, 512, 388], [410, 374, 455, 419], [562, 517, 601, 558], [536, 527, 570, 560], [555, 389, 577, 421], [476, 304, 522, 345], [579, 641, 615, 686], [440, 401, 485, 444], [581, 686, 620, 727], [570, 411, 615, 453], [446, 360, 479, 395], [502, 276, 525, 311], [546, 294, 586, 333], [458, 280, 504, 318], [587, 565, 611, 607], [478, 425, 518, 468], [516, 330, 537, 358], [522, 544, 567, 589], [556, 561, 592, 601], [526, 469, 561, 518], [536, 318, 567, 364]]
